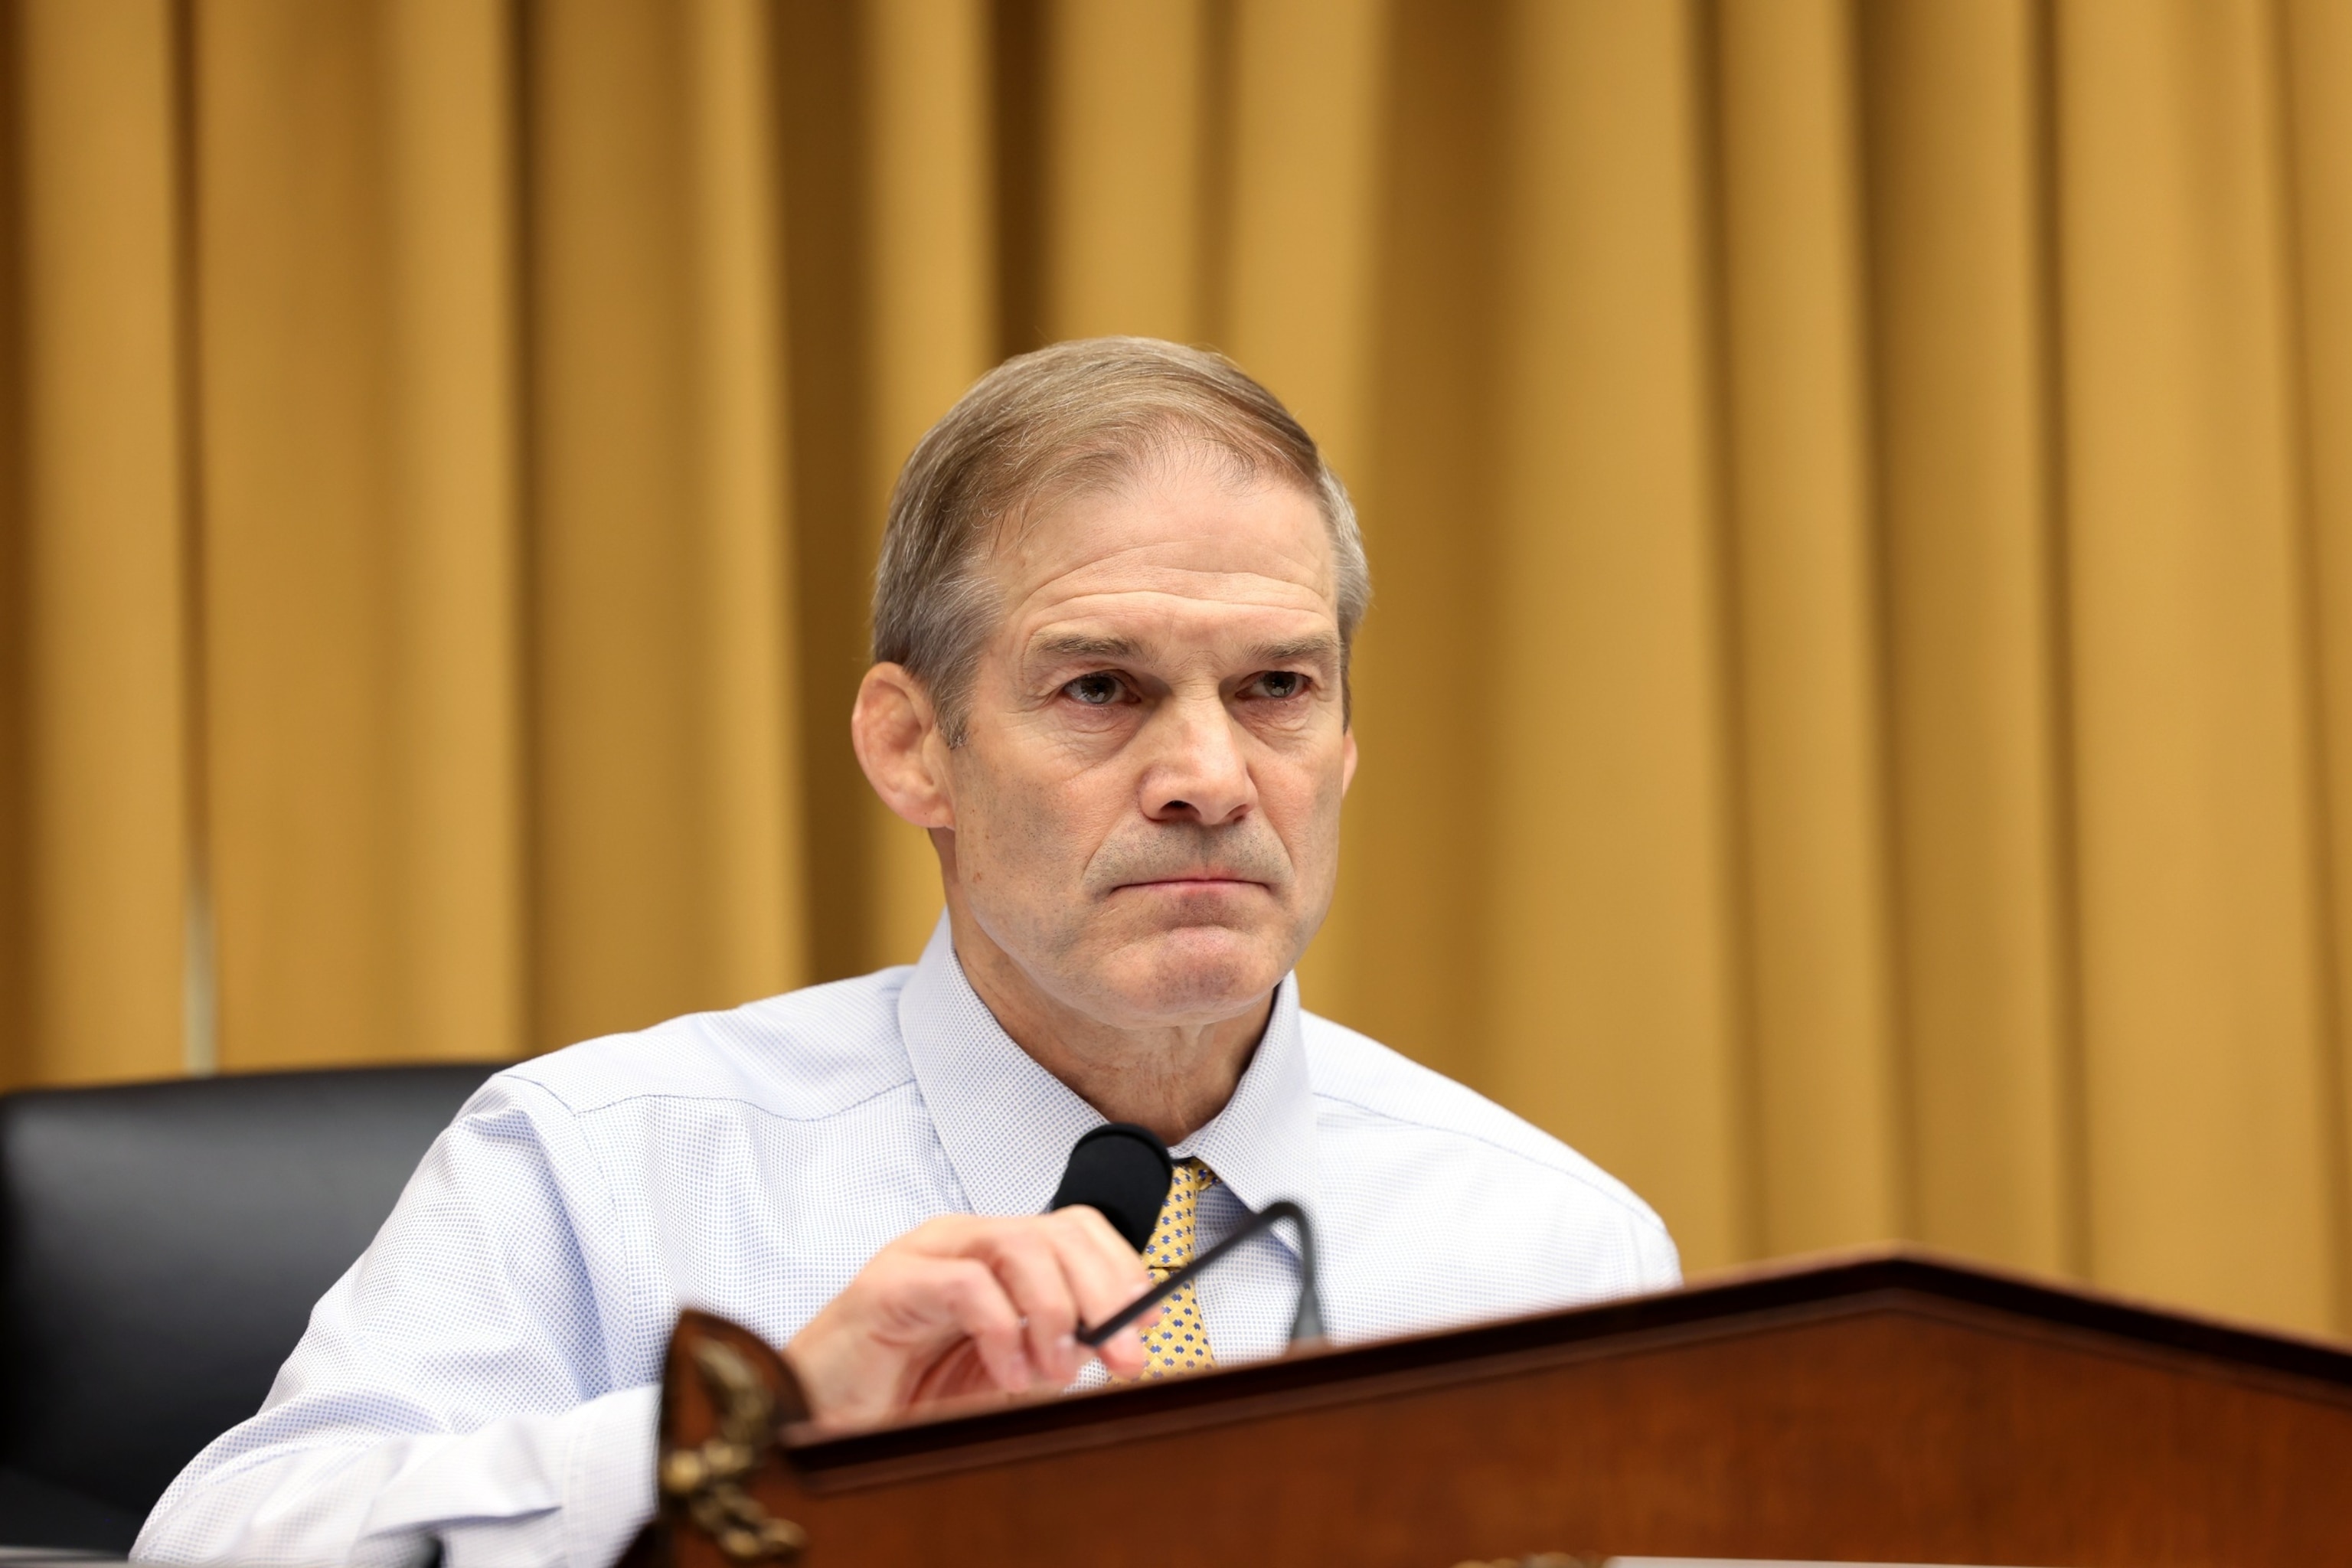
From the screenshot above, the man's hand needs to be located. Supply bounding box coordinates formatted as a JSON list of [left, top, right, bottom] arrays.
[[782, 1207, 1159, 1428]]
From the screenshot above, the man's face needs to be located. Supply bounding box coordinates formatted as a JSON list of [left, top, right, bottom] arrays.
[[937, 447, 1356, 1030]]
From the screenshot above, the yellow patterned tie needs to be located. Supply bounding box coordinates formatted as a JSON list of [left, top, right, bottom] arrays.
[[1135, 1158, 1217, 1377]]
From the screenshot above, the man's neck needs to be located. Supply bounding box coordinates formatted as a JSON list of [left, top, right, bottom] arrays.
[[942, 906, 1272, 1145]]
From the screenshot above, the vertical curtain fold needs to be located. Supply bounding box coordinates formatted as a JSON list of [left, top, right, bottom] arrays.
[[1040, 0, 1209, 343], [379, 0, 524, 1069], [527, 0, 802, 1054], [1335, 0, 1501, 1093], [2283, 0, 2352, 1330], [6, 0, 2352, 1336], [1711, 0, 1906, 1256], [191, 0, 523, 1067], [1483, 0, 1748, 1276], [861, 0, 992, 969], [8, 0, 188, 1086], [1857, 0, 2079, 1280], [2056, 0, 2334, 1331]]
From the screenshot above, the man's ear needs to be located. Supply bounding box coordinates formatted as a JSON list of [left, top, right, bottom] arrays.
[[851, 663, 956, 828]]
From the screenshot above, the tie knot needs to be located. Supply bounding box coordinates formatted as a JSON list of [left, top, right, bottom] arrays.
[[1143, 1158, 1215, 1276]]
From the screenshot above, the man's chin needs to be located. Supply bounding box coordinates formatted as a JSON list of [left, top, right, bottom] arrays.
[[1086, 923, 1294, 1025]]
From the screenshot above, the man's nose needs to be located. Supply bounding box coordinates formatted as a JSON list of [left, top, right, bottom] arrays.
[[1140, 692, 1254, 826]]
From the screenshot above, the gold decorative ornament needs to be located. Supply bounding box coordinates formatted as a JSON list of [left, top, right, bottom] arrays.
[[657, 1338, 808, 1563]]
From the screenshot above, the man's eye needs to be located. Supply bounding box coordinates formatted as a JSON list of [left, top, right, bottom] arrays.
[[1252, 671, 1307, 700], [1064, 673, 1125, 706]]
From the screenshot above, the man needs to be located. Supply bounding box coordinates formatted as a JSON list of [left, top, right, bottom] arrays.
[[139, 338, 1678, 1567]]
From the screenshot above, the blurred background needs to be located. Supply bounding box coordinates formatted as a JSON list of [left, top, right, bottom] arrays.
[[1, 0, 2349, 1343]]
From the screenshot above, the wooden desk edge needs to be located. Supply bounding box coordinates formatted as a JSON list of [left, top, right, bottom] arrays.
[[777, 1243, 2352, 1491]]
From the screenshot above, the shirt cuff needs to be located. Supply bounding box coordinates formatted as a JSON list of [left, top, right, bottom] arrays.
[[413, 1383, 658, 1568], [561, 1383, 661, 1568]]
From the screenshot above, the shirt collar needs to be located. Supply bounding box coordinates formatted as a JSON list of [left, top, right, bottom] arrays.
[[897, 913, 1322, 1240]]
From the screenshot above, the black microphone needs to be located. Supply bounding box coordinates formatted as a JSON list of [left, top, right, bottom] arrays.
[[1047, 1123, 1173, 1251], [1048, 1125, 1327, 1351]]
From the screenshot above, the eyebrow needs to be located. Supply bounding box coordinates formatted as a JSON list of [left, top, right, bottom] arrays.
[[1028, 633, 1143, 663], [1027, 632, 1342, 668], [1253, 635, 1343, 666]]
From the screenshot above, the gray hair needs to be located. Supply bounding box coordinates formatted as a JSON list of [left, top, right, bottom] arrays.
[[872, 337, 1370, 744]]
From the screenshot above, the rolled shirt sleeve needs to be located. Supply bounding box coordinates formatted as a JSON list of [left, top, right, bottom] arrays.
[[136, 1083, 663, 1568]]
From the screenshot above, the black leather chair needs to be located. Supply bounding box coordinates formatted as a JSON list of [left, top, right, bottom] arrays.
[[0, 1063, 502, 1551]]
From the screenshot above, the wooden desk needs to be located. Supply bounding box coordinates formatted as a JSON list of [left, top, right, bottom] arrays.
[[669, 1247, 2352, 1566]]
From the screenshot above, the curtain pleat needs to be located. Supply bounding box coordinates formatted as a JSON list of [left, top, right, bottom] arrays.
[[1713, 0, 1907, 1256], [9, 0, 187, 1084], [1859, 0, 2078, 1281], [1333, 0, 1500, 1097], [1041, 0, 1210, 343], [2285, 0, 2352, 1331], [526, 0, 801, 1054], [861, 0, 989, 969], [192, 1, 518, 1070], [2056, 0, 2334, 1329], [1481, 0, 1748, 1277], [5, 0, 2352, 1335]]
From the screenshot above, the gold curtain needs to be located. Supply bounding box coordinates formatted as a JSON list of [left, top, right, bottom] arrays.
[[4, 0, 2350, 1340]]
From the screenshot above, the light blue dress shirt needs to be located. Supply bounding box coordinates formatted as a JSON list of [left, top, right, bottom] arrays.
[[137, 918, 1679, 1568]]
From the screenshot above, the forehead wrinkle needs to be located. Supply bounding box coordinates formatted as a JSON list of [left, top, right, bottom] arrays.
[[1020, 591, 1334, 666], [998, 483, 1335, 593], [999, 436, 1302, 550], [991, 475, 1342, 681], [1008, 542, 1335, 609], [1014, 570, 1338, 636]]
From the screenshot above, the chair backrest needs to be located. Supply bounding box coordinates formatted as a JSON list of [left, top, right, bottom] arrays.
[[0, 1063, 501, 1550]]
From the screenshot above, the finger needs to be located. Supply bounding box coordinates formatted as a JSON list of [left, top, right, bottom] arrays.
[[1052, 1204, 1158, 1320], [916, 1215, 1137, 1381], [900, 1256, 1033, 1395], [970, 1225, 1086, 1383], [911, 1210, 1161, 1375], [1047, 1207, 1161, 1370]]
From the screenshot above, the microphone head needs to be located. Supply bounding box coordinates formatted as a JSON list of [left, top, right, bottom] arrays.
[[1049, 1123, 1173, 1252]]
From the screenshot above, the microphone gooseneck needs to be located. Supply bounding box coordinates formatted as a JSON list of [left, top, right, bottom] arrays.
[[1050, 1124, 1328, 1353], [1076, 1198, 1326, 1351]]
